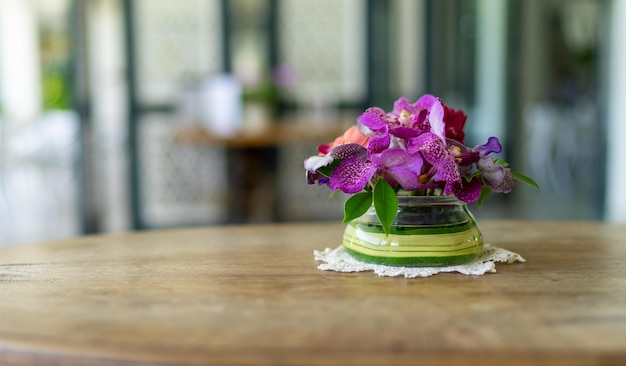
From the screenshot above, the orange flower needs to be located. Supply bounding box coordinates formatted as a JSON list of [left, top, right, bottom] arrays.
[[318, 126, 371, 155]]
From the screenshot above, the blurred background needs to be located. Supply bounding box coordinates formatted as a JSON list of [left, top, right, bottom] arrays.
[[0, 0, 621, 247]]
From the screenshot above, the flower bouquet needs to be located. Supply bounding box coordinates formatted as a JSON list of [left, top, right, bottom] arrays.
[[304, 95, 538, 266]]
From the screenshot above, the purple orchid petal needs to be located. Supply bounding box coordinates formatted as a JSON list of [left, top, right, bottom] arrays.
[[428, 100, 445, 143], [491, 168, 516, 193], [368, 148, 410, 167], [369, 148, 423, 191], [367, 134, 391, 155], [306, 170, 329, 185], [406, 133, 447, 162], [390, 126, 419, 139], [415, 94, 438, 110], [328, 143, 366, 159], [451, 177, 482, 203], [411, 109, 431, 134], [392, 97, 415, 115], [474, 136, 502, 156], [407, 133, 462, 192], [329, 155, 377, 194], [383, 167, 419, 191], [357, 108, 391, 154], [325, 143, 376, 193], [438, 158, 462, 195], [478, 158, 516, 194], [412, 94, 445, 142], [391, 162, 425, 190], [456, 152, 480, 166], [305, 145, 368, 188], [446, 138, 479, 165], [357, 107, 387, 135], [477, 156, 505, 187]]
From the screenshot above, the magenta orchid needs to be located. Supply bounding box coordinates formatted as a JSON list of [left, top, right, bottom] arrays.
[[304, 94, 538, 230]]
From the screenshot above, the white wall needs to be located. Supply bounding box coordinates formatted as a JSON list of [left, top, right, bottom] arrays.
[[0, 0, 41, 122], [474, 0, 507, 147]]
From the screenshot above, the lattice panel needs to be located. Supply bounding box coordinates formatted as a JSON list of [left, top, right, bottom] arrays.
[[139, 115, 227, 226], [278, 0, 366, 104], [135, 0, 221, 105]]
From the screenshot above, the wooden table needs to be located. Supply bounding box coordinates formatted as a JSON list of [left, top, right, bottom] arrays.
[[172, 122, 350, 148], [0, 221, 625, 365]]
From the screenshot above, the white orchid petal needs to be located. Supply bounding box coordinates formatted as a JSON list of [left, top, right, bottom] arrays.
[[304, 155, 333, 172]]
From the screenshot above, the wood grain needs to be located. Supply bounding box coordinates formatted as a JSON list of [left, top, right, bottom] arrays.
[[172, 122, 350, 148], [0, 221, 625, 365]]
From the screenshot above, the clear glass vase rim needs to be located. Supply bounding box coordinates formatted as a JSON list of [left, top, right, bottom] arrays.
[[395, 195, 465, 205]]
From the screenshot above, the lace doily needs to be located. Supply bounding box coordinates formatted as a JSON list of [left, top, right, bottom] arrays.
[[313, 244, 525, 278]]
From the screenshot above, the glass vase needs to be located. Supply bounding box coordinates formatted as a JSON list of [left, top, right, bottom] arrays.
[[343, 195, 483, 267]]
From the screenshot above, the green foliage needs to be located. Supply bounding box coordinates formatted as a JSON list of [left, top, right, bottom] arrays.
[[342, 192, 372, 224], [476, 185, 492, 207], [494, 159, 509, 167], [242, 79, 279, 105], [512, 171, 540, 191], [373, 179, 398, 236], [317, 159, 344, 177], [42, 70, 72, 110]]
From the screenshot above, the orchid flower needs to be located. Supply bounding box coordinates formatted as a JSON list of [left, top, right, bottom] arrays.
[[474, 136, 516, 193], [304, 143, 423, 194], [304, 95, 539, 231]]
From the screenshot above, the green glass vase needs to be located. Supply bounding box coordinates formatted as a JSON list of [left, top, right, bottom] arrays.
[[343, 196, 483, 267]]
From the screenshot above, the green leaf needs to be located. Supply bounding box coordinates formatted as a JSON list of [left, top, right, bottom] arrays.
[[373, 179, 398, 236], [317, 159, 344, 177], [342, 192, 373, 224], [477, 185, 492, 207], [494, 159, 510, 167], [512, 171, 540, 191], [465, 171, 481, 182]]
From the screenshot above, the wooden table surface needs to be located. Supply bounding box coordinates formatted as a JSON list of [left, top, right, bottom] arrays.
[[0, 221, 625, 365]]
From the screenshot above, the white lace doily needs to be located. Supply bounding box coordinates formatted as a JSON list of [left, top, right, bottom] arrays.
[[313, 244, 525, 278]]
